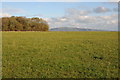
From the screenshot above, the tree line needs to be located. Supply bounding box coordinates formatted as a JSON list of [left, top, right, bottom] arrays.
[[1, 16, 49, 31]]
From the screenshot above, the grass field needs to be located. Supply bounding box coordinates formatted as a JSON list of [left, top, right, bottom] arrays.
[[2, 31, 118, 78]]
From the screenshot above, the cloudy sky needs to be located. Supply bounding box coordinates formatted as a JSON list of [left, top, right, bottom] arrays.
[[0, 2, 118, 31]]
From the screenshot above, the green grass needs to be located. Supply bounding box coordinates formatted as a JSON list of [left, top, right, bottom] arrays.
[[2, 31, 118, 78]]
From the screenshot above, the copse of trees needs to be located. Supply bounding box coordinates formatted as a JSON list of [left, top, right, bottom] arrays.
[[1, 16, 49, 31]]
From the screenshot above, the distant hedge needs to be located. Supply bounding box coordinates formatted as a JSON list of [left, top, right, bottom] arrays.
[[1, 16, 49, 31]]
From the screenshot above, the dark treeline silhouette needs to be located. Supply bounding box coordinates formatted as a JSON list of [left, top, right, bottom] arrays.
[[1, 16, 49, 31]]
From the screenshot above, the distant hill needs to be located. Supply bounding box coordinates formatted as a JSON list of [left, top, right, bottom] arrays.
[[49, 27, 104, 31]]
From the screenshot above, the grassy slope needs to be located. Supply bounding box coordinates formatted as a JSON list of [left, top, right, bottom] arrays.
[[2, 31, 118, 78]]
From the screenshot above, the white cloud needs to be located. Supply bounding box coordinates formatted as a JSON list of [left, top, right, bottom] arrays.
[[29, 14, 43, 18], [108, 0, 119, 2], [60, 18, 67, 21], [93, 7, 110, 13], [0, 13, 11, 17], [66, 8, 90, 16], [3, 8, 25, 14]]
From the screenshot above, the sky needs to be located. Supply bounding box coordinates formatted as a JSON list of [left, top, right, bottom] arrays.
[[1, 0, 119, 2], [0, 2, 118, 31]]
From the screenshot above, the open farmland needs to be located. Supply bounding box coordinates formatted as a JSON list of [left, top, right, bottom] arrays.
[[2, 31, 118, 78]]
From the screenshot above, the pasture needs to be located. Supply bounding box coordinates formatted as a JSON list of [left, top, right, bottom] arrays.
[[2, 31, 118, 78]]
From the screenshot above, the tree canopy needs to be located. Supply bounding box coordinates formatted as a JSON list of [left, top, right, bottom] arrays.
[[1, 16, 49, 31]]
